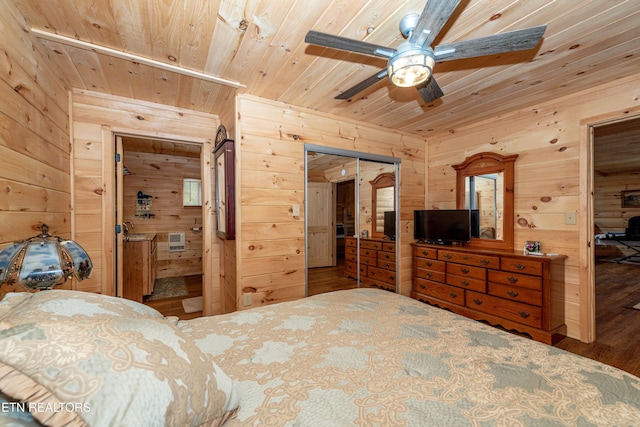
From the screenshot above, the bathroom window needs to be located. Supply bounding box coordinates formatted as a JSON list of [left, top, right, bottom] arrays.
[[183, 178, 202, 207]]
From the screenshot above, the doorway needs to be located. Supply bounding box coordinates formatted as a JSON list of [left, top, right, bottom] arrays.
[[304, 145, 400, 297], [591, 116, 640, 346], [114, 134, 208, 315]]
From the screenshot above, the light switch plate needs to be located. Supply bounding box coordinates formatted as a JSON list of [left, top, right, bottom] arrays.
[[292, 204, 300, 216], [565, 212, 577, 225], [243, 293, 252, 306]]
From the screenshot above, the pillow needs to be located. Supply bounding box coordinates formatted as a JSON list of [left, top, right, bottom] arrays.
[[0, 316, 239, 426], [0, 290, 165, 328]]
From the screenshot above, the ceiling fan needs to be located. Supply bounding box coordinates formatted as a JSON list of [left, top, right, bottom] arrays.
[[305, 0, 546, 103]]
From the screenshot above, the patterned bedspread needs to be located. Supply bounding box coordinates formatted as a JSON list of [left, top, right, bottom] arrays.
[[180, 288, 640, 426]]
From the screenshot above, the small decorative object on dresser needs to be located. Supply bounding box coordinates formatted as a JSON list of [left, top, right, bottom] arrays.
[[524, 240, 541, 255], [411, 242, 566, 344]]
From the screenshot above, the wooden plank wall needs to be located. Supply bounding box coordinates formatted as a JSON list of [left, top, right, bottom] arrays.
[[121, 149, 203, 279], [0, 2, 75, 289], [235, 95, 426, 308], [70, 89, 222, 314], [426, 73, 640, 340]]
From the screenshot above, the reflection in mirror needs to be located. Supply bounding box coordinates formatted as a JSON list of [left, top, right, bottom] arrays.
[[453, 152, 518, 251], [464, 173, 503, 240], [369, 172, 395, 238]]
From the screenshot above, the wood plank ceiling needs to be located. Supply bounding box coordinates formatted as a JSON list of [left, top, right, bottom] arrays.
[[10, 0, 640, 136]]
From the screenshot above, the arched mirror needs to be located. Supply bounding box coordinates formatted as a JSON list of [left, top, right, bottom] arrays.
[[370, 172, 395, 239], [452, 152, 518, 251]]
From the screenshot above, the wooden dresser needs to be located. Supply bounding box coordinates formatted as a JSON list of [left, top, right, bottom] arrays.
[[411, 243, 566, 344], [344, 237, 396, 291]]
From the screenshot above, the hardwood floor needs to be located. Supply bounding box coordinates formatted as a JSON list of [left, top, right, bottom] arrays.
[[555, 260, 640, 377], [143, 274, 203, 320], [307, 258, 357, 296], [143, 261, 640, 378]]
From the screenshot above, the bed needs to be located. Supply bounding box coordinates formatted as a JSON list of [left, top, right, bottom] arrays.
[[0, 288, 639, 426]]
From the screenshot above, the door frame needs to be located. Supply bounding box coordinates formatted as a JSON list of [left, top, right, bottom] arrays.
[[580, 112, 640, 342], [103, 128, 213, 313], [304, 144, 401, 296]]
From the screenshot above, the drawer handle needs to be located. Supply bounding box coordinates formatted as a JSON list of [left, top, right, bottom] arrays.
[[449, 292, 458, 298], [507, 276, 518, 284], [480, 259, 490, 265], [507, 291, 519, 297], [514, 264, 526, 270], [461, 268, 470, 274], [461, 280, 469, 286], [462, 255, 468, 260], [473, 299, 483, 305], [420, 284, 426, 289], [421, 250, 428, 256], [384, 263, 391, 269], [426, 272, 432, 278], [385, 254, 391, 259], [426, 261, 432, 267], [518, 311, 530, 319], [443, 254, 452, 260]]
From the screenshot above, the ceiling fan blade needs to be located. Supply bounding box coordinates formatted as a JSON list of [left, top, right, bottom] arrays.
[[335, 69, 388, 100], [434, 25, 547, 61], [417, 77, 444, 103], [409, 0, 462, 47], [305, 31, 395, 59]]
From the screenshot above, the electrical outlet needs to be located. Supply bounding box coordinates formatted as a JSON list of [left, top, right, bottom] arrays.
[[292, 204, 300, 216], [565, 212, 577, 225], [243, 293, 252, 306]]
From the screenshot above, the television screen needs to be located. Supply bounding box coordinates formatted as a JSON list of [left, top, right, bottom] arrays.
[[383, 211, 396, 240], [414, 209, 471, 244]]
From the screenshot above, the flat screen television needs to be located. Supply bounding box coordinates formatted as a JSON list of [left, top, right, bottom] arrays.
[[383, 211, 396, 240], [414, 209, 471, 244]]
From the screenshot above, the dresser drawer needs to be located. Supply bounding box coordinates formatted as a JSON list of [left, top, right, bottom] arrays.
[[488, 270, 542, 291], [382, 243, 395, 252], [439, 251, 499, 269], [377, 258, 395, 270], [414, 279, 464, 306], [446, 263, 486, 280], [500, 257, 543, 276], [415, 268, 445, 283], [346, 237, 357, 247], [361, 248, 377, 258], [361, 255, 377, 266], [446, 274, 486, 293], [488, 283, 542, 306], [413, 245, 438, 260], [466, 291, 542, 328], [345, 262, 366, 276], [368, 266, 396, 285], [414, 258, 445, 272], [361, 240, 383, 251], [377, 250, 396, 263]]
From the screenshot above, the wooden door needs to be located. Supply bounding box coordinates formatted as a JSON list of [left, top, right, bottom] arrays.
[[307, 182, 335, 268]]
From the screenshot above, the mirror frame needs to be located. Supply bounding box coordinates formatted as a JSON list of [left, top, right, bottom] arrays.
[[370, 172, 395, 239], [452, 152, 518, 251]]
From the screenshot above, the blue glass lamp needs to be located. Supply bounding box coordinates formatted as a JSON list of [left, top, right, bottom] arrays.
[[0, 224, 92, 290]]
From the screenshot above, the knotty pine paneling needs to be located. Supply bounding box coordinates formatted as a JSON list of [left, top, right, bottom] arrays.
[[0, 0, 72, 293], [426, 73, 640, 341], [236, 95, 426, 308], [70, 89, 222, 315]]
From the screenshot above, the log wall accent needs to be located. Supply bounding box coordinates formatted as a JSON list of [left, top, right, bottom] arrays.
[[0, 1, 73, 291], [70, 89, 222, 315], [235, 95, 426, 308], [426, 73, 640, 341], [121, 149, 203, 279]]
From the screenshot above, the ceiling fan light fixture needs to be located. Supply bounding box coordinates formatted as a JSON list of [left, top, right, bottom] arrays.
[[388, 46, 435, 87]]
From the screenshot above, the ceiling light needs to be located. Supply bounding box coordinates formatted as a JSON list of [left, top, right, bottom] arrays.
[[388, 44, 435, 88]]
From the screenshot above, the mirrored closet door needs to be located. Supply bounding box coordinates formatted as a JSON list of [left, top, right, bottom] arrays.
[[305, 145, 399, 297]]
